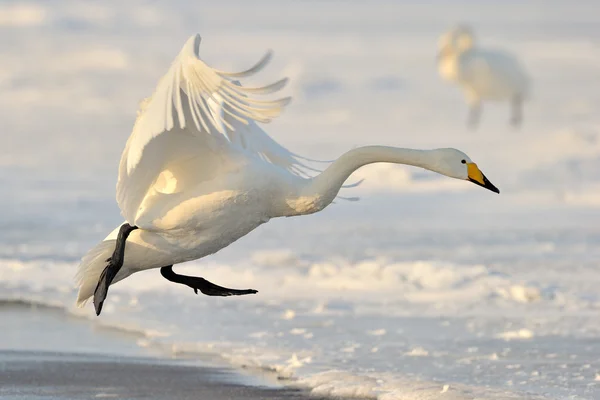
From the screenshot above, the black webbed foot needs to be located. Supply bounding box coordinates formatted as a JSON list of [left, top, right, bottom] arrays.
[[93, 223, 138, 316], [160, 266, 258, 297], [467, 103, 482, 129], [93, 258, 119, 316], [510, 115, 522, 128], [510, 95, 523, 128]]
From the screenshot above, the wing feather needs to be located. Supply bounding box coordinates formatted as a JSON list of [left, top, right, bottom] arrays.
[[117, 34, 293, 225]]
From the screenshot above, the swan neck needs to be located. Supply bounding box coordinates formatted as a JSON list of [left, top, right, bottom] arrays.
[[294, 146, 430, 215]]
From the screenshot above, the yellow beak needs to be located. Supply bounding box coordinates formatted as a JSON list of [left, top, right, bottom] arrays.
[[436, 46, 452, 62], [467, 163, 500, 193]]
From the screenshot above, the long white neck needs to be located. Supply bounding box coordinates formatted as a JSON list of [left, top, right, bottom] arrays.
[[278, 146, 436, 217]]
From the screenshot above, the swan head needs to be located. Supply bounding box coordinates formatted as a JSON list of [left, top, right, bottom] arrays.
[[452, 24, 475, 52], [429, 148, 499, 193], [437, 24, 476, 61]]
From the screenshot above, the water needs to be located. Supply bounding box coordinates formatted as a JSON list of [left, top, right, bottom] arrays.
[[1, 1, 600, 399]]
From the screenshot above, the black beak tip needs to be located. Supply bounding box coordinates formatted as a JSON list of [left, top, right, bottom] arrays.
[[469, 176, 500, 194], [484, 176, 500, 194]]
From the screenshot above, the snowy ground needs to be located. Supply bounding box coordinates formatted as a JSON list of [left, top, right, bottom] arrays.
[[1, 1, 600, 399]]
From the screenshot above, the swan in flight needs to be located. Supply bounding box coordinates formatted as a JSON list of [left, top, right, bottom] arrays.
[[437, 24, 531, 128], [75, 34, 500, 316]]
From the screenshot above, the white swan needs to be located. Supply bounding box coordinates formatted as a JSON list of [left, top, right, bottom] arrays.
[[437, 24, 531, 128], [76, 34, 500, 315]]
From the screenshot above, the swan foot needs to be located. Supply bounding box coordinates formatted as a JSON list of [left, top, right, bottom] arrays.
[[510, 115, 522, 128], [93, 223, 138, 316], [160, 266, 258, 297], [467, 104, 481, 129], [510, 95, 523, 128]]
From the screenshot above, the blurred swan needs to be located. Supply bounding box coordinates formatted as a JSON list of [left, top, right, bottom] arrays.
[[437, 24, 531, 128], [76, 34, 500, 316]]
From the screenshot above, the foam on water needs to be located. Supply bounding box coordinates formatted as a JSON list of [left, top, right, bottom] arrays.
[[1, 234, 599, 399]]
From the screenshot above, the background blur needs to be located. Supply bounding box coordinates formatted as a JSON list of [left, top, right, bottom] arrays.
[[1, 1, 599, 399]]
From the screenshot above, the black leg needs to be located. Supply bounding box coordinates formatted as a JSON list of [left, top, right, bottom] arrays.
[[510, 95, 523, 128], [160, 266, 258, 297], [468, 102, 481, 129], [93, 223, 138, 316]]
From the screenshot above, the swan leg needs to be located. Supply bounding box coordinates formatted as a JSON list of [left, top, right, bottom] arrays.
[[467, 102, 481, 129], [93, 223, 138, 316], [160, 266, 258, 296], [510, 95, 523, 127]]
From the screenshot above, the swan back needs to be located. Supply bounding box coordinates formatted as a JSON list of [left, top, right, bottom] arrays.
[[459, 49, 530, 99]]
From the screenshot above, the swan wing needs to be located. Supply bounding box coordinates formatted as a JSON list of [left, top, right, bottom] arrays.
[[209, 86, 320, 178], [116, 34, 291, 225]]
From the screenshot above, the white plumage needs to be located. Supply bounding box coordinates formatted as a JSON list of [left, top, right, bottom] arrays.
[[437, 24, 531, 128], [119, 34, 304, 227], [76, 34, 500, 310]]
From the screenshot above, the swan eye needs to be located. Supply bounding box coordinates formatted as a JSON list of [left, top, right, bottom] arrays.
[[461, 159, 466, 164]]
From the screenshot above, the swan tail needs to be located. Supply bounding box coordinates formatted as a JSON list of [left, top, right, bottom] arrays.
[[75, 239, 116, 307]]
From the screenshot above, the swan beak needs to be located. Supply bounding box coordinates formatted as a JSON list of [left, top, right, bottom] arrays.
[[467, 163, 500, 194], [436, 47, 450, 62]]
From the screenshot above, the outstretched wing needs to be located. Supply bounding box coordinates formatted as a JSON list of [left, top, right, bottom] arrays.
[[116, 34, 294, 225]]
